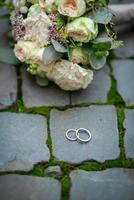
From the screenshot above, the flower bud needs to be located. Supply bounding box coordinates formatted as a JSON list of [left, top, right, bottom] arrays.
[[69, 47, 89, 65]]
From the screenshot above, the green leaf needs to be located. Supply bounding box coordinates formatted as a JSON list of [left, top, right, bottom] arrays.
[[83, 46, 107, 70], [99, 0, 109, 6], [110, 40, 123, 50], [51, 39, 68, 53], [95, 50, 109, 57], [90, 7, 113, 24], [0, 48, 20, 64], [92, 38, 112, 51], [43, 45, 63, 65], [36, 76, 49, 87]]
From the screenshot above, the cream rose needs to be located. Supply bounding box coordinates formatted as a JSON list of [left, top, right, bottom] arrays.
[[24, 10, 52, 47], [58, 0, 86, 18], [66, 17, 98, 43], [37, 60, 93, 90], [14, 40, 44, 64]]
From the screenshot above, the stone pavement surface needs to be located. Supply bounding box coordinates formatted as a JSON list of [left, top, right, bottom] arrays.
[[0, 1, 134, 199], [0, 112, 50, 172], [70, 169, 134, 200], [50, 106, 119, 163], [0, 175, 61, 200]]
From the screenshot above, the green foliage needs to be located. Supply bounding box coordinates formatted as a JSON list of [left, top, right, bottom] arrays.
[[0, 48, 20, 65], [51, 39, 68, 53], [36, 76, 49, 87], [84, 45, 107, 70], [89, 7, 113, 24], [43, 45, 63, 65]]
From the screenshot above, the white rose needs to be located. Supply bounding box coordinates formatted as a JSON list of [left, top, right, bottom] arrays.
[[14, 40, 44, 64], [24, 11, 52, 47], [38, 60, 93, 91]]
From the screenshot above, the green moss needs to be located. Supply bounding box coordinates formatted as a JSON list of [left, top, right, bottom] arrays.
[[79, 159, 134, 171], [8, 100, 51, 118], [61, 176, 71, 200], [31, 165, 45, 177], [107, 75, 125, 105], [116, 107, 125, 159]]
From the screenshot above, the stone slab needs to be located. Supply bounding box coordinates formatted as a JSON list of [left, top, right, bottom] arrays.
[[114, 30, 134, 58], [124, 109, 134, 158], [0, 63, 17, 110], [112, 60, 134, 105], [50, 106, 119, 163], [0, 17, 10, 48], [70, 168, 134, 200], [71, 66, 111, 104], [0, 112, 50, 171], [44, 166, 62, 176], [0, 175, 61, 200], [22, 70, 70, 107]]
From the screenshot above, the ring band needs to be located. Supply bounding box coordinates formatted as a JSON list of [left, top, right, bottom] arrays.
[[66, 129, 77, 141], [76, 128, 91, 143]]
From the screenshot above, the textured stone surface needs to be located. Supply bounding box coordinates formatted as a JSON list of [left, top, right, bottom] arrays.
[[0, 63, 17, 110], [124, 109, 134, 158], [112, 60, 134, 105], [110, 0, 134, 4], [44, 166, 62, 176], [71, 66, 110, 104], [22, 70, 70, 107], [0, 18, 10, 48], [50, 106, 119, 163], [70, 169, 134, 200], [0, 175, 61, 200], [114, 30, 134, 58], [0, 112, 50, 172]]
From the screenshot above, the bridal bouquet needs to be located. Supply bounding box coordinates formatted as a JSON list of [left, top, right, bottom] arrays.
[[9, 0, 122, 91]]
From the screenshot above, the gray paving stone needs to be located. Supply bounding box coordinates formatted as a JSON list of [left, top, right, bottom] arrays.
[[0, 175, 61, 200], [124, 109, 134, 158], [112, 60, 134, 105], [110, 0, 134, 3], [22, 70, 70, 107], [50, 106, 119, 164], [0, 112, 50, 172], [70, 168, 134, 200], [44, 166, 62, 176], [114, 30, 134, 58], [71, 66, 111, 104], [0, 18, 10, 48], [0, 63, 17, 110]]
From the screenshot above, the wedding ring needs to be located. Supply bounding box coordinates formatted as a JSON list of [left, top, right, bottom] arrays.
[[66, 129, 77, 141], [76, 128, 91, 143]]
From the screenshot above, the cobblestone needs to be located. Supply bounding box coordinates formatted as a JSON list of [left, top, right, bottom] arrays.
[[70, 169, 134, 200], [0, 112, 50, 172], [112, 60, 134, 105], [0, 175, 61, 200], [50, 106, 119, 163], [124, 109, 134, 159], [22, 70, 70, 107], [0, 63, 17, 110]]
